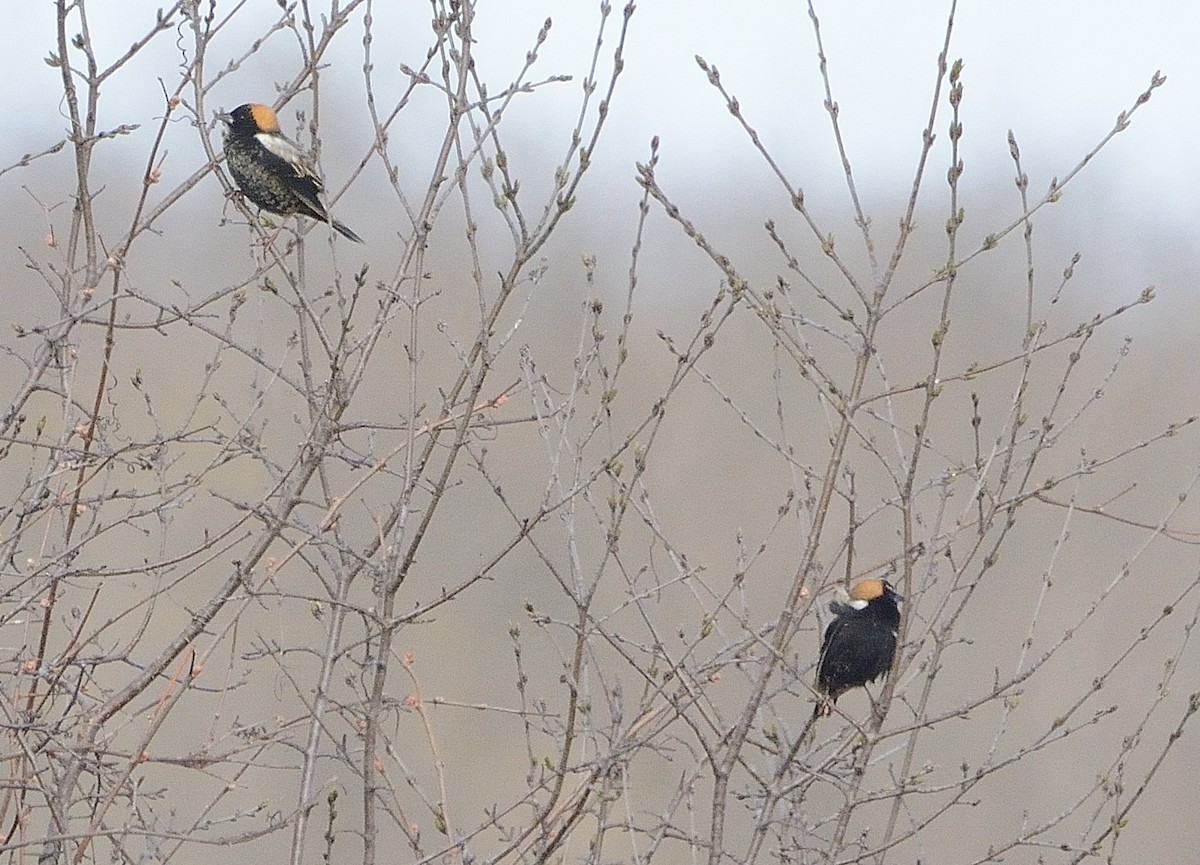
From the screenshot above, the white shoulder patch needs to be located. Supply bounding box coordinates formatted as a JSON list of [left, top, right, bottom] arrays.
[[257, 132, 320, 182], [848, 597, 869, 610]]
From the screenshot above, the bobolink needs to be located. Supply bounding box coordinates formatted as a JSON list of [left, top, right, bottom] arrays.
[[219, 102, 363, 243], [813, 578, 902, 719]]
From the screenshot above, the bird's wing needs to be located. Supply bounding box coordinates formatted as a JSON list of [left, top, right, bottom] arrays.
[[818, 614, 848, 660], [254, 132, 330, 220]]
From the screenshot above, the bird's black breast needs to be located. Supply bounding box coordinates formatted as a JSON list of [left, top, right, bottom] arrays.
[[817, 612, 898, 698]]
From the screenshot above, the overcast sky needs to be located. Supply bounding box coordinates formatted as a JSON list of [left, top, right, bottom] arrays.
[[5, 2, 1196, 237], [11, 2, 1200, 182], [495, 1, 1200, 219]]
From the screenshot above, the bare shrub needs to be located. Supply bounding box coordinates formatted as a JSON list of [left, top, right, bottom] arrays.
[[1, 3, 1196, 865]]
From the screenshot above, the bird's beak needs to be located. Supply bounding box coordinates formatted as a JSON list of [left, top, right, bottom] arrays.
[[217, 111, 233, 126]]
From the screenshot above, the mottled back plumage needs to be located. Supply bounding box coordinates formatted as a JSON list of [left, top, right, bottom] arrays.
[[220, 103, 362, 243]]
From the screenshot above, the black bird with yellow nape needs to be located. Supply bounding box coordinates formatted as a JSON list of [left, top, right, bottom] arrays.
[[219, 102, 363, 243], [813, 578, 902, 719]]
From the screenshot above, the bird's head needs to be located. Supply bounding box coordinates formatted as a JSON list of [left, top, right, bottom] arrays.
[[219, 103, 281, 136], [846, 578, 903, 610]]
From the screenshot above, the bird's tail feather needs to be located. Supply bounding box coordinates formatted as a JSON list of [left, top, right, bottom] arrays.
[[331, 218, 364, 243]]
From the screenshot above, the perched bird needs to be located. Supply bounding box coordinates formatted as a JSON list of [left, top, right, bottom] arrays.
[[813, 578, 902, 719], [219, 103, 363, 243]]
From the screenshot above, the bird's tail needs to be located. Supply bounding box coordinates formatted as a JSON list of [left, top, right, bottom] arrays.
[[331, 218, 364, 243]]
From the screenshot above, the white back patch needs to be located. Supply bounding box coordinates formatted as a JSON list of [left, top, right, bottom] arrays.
[[256, 132, 320, 183]]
